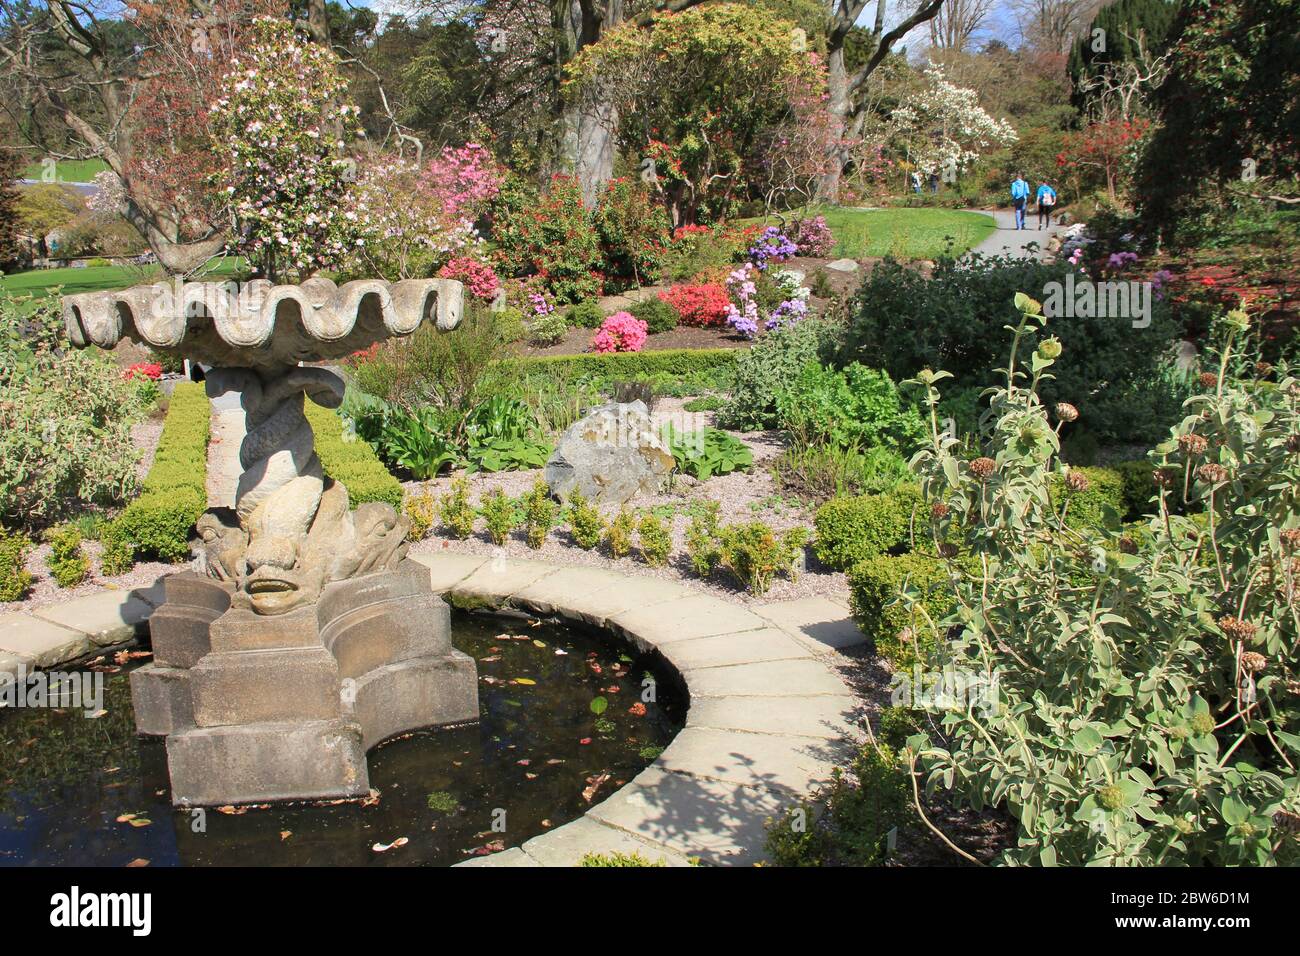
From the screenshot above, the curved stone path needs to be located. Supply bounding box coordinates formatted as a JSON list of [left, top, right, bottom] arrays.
[[410, 553, 863, 867]]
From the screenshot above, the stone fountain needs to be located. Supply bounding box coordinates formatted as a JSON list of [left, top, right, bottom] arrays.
[[61, 277, 479, 806]]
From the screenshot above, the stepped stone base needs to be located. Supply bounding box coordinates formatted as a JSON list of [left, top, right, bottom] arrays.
[[135, 560, 478, 806]]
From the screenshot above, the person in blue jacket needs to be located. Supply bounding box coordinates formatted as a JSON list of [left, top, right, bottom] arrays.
[[1036, 180, 1057, 229], [1010, 173, 1030, 230]]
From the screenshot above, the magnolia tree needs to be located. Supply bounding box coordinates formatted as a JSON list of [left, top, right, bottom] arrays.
[[347, 143, 504, 281], [208, 17, 361, 281], [891, 66, 1018, 179]]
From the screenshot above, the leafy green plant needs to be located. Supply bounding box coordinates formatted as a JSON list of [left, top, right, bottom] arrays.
[[522, 480, 556, 549], [718, 319, 836, 431], [771, 435, 912, 502], [464, 396, 551, 473], [637, 514, 672, 566], [813, 487, 921, 570], [480, 488, 520, 546], [0, 527, 33, 601], [528, 311, 569, 346], [438, 477, 477, 539], [630, 296, 679, 335], [608, 508, 636, 558], [579, 851, 667, 867], [45, 524, 90, 588], [685, 501, 722, 575], [567, 300, 607, 329], [97, 520, 134, 577], [566, 489, 605, 550], [899, 296, 1300, 865], [776, 362, 927, 455], [379, 406, 460, 480], [682, 395, 724, 412], [847, 552, 956, 670], [662, 425, 753, 480], [716, 522, 806, 596], [405, 488, 437, 541]]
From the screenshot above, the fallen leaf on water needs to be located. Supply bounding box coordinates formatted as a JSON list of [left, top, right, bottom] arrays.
[[85, 709, 107, 719], [546, 758, 565, 765], [125, 859, 150, 868], [361, 789, 381, 807], [465, 840, 506, 857], [372, 837, 409, 853], [280, 831, 292, 841], [115, 814, 136, 823], [128, 818, 152, 828], [582, 773, 611, 803], [516, 758, 531, 766], [579, 737, 592, 745], [554, 648, 568, 656], [479, 655, 501, 663], [513, 678, 536, 686], [532, 639, 547, 648], [628, 703, 647, 717], [525, 772, 538, 780], [216, 805, 248, 816]]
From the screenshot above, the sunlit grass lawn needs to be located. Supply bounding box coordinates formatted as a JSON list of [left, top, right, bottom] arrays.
[[20, 157, 110, 182], [0, 257, 249, 300], [747, 205, 997, 260]]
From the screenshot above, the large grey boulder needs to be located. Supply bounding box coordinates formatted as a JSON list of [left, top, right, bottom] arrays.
[[545, 401, 675, 505]]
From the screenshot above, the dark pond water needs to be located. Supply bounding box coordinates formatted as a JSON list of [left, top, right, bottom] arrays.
[[0, 611, 683, 866]]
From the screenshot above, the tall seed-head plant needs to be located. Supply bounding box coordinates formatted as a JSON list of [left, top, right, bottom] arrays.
[[899, 295, 1300, 866]]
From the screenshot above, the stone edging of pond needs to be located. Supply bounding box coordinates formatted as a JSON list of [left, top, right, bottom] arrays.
[[412, 553, 862, 867], [0, 555, 863, 867]]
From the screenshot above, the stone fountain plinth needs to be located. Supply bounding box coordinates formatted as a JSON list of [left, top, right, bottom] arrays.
[[62, 277, 478, 806]]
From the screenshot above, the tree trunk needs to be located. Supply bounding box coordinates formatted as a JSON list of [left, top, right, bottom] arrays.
[[816, 45, 852, 205], [563, 98, 619, 207]]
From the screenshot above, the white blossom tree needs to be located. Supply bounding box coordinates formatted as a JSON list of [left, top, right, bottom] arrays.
[[890, 66, 1017, 178]]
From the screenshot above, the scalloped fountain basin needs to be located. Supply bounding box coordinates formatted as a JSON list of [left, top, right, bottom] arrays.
[[0, 611, 682, 866]]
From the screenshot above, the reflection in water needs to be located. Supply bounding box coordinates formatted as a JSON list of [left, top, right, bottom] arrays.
[[0, 612, 682, 866]]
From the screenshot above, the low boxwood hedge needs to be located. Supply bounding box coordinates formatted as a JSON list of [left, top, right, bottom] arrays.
[[306, 401, 404, 509], [813, 485, 921, 570], [509, 347, 738, 382], [847, 552, 959, 670], [113, 382, 210, 563]]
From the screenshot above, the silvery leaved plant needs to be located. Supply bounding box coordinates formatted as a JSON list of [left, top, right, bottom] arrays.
[[900, 294, 1299, 866]]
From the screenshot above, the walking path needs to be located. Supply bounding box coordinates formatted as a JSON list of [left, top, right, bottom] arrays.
[[972, 208, 1063, 260]]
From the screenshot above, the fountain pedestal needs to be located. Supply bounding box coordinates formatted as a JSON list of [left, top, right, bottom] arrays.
[[64, 277, 477, 806], [134, 560, 477, 806]]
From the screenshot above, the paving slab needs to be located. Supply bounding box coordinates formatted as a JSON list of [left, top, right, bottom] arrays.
[[607, 595, 769, 648], [455, 847, 539, 867], [686, 694, 864, 741], [656, 627, 811, 671], [684, 658, 847, 698], [753, 595, 866, 653], [32, 589, 154, 646], [448, 557, 561, 609], [519, 816, 694, 867], [406, 552, 490, 594], [0, 612, 92, 668], [507, 566, 638, 618], [540, 576, 698, 628], [586, 767, 790, 866], [0, 652, 25, 679], [655, 727, 850, 796]]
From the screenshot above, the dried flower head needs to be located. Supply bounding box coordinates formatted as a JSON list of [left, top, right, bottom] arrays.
[[1054, 402, 1079, 423], [1065, 470, 1091, 493], [1218, 616, 1257, 642], [1256, 361, 1274, 379], [1240, 651, 1267, 674], [969, 457, 996, 480], [1118, 536, 1138, 555], [1273, 811, 1300, 837], [1287, 434, 1300, 454], [1153, 467, 1180, 488], [1037, 337, 1062, 360], [1196, 463, 1229, 484], [931, 502, 950, 520], [1281, 528, 1300, 551], [1178, 433, 1209, 456], [1198, 372, 1218, 389], [937, 543, 959, 559]]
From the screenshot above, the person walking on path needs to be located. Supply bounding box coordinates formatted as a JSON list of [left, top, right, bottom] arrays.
[[1036, 180, 1057, 229], [1010, 173, 1030, 230]]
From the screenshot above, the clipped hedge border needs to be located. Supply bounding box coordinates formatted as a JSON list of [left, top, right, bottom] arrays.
[[306, 401, 404, 509], [115, 382, 210, 563], [508, 347, 739, 381]]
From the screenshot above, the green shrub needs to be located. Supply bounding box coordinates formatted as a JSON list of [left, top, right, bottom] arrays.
[[509, 347, 737, 385], [405, 488, 437, 540], [494, 307, 528, 343], [307, 402, 404, 509], [45, 525, 90, 588], [608, 508, 635, 558], [716, 522, 807, 596], [480, 488, 519, 546], [630, 296, 678, 335], [439, 477, 477, 539], [1048, 466, 1125, 530], [636, 514, 671, 566], [771, 441, 911, 502], [682, 395, 724, 412], [0, 528, 33, 601], [115, 382, 209, 563], [98, 520, 135, 576], [528, 311, 569, 346], [840, 253, 1183, 444], [566, 490, 605, 550], [1113, 459, 1157, 519], [522, 480, 556, 549], [847, 552, 956, 670], [719, 320, 837, 431], [567, 300, 607, 330], [579, 851, 668, 867], [662, 426, 753, 480], [685, 502, 722, 576], [813, 487, 920, 570], [765, 743, 910, 867], [877, 706, 923, 751], [776, 362, 926, 455]]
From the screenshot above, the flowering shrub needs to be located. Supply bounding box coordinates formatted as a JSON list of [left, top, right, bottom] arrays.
[[123, 362, 163, 382], [748, 227, 798, 270], [901, 298, 1300, 866], [594, 178, 671, 289], [591, 312, 648, 354], [725, 263, 811, 338], [790, 215, 835, 257], [421, 143, 503, 222], [494, 174, 603, 304], [725, 264, 762, 337], [657, 283, 730, 327], [437, 257, 500, 301], [209, 17, 361, 280]]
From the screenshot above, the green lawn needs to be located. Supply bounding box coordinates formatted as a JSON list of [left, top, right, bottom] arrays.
[[0, 257, 249, 299], [753, 205, 997, 260], [21, 157, 110, 183]]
